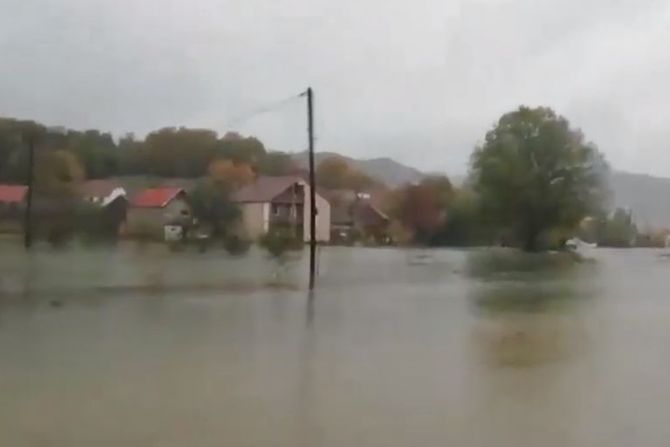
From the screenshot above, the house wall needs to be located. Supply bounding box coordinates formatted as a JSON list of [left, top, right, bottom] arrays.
[[126, 208, 164, 238], [238, 202, 269, 239], [0, 202, 23, 234], [164, 198, 191, 223], [236, 184, 330, 243], [126, 198, 191, 239], [301, 186, 331, 243]]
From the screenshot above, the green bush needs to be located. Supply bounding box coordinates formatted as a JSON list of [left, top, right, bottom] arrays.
[[259, 227, 302, 260], [223, 235, 251, 255]]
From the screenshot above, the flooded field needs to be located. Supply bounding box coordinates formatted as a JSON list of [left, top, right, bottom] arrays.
[[2, 243, 670, 446]]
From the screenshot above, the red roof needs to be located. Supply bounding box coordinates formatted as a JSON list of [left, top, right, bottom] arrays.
[[131, 187, 184, 208], [0, 185, 28, 203]]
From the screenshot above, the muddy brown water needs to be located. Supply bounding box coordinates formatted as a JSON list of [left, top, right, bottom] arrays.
[[2, 245, 670, 446]]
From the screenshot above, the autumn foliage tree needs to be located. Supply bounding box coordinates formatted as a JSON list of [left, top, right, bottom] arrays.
[[190, 159, 254, 240], [34, 149, 86, 198], [387, 176, 453, 243], [207, 159, 254, 189], [316, 156, 375, 191], [32, 149, 86, 244]]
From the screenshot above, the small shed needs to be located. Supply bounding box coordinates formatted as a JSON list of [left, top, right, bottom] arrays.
[[126, 187, 192, 240]]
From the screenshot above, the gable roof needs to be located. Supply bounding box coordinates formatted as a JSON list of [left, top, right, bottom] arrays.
[[0, 185, 28, 203], [231, 176, 304, 203], [354, 201, 389, 226], [131, 187, 185, 208]]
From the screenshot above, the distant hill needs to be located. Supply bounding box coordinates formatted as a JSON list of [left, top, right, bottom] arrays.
[[610, 171, 670, 230], [291, 151, 425, 187]]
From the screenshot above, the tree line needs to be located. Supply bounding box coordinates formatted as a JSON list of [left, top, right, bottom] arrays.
[[2, 107, 658, 251], [0, 118, 298, 182]]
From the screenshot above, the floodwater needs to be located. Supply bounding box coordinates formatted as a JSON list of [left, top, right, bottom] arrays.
[[2, 244, 670, 446]]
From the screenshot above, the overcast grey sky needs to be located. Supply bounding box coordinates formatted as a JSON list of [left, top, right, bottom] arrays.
[[1, 0, 669, 176]]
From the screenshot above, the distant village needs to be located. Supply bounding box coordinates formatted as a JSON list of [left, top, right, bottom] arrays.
[[0, 174, 392, 247]]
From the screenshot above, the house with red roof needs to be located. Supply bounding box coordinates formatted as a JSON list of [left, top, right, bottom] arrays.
[[231, 176, 330, 242], [0, 185, 28, 233], [126, 187, 192, 240]]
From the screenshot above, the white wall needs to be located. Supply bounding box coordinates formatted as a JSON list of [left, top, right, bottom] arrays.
[[302, 184, 331, 243], [239, 203, 266, 239]]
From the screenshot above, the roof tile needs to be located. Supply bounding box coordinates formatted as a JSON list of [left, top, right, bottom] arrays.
[[131, 187, 184, 208], [0, 185, 28, 203]]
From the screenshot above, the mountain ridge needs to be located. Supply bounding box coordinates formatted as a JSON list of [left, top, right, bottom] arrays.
[[290, 151, 425, 187]]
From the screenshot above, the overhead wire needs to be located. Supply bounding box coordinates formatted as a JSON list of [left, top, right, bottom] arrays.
[[225, 92, 305, 129]]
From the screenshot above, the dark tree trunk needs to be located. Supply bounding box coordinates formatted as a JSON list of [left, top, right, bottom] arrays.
[[522, 215, 540, 252], [523, 231, 539, 251]]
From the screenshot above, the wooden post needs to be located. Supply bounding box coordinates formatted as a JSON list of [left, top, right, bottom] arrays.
[[307, 87, 317, 290], [24, 135, 35, 250]]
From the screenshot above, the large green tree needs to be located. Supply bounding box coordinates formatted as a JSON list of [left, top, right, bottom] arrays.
[[597, 208, 637, 247], [470, 106, 609, 251], [145, 127, 219, 177], [189, 159, 245, 240], [257, 151, 297, 176]]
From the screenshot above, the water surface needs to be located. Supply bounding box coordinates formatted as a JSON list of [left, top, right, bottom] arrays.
[[2, 246, 670, 446]]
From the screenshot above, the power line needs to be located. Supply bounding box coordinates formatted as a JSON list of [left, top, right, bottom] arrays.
[[225, 93, 304, 129]]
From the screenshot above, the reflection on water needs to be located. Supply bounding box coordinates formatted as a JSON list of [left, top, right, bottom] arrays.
[[467, 249, 595, 367], [2, 246, 670, 446]]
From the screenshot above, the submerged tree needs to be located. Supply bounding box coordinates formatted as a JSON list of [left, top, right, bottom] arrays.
[[259, 227, 302, 280], [470, 106, 609, 251], [189, 159, 248, 242]]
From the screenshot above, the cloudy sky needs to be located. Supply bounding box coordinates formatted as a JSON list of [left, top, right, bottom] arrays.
[[2, 0, 670, 176]]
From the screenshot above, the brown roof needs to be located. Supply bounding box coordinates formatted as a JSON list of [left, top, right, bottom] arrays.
[[231, 176, 305, 203], [354, 201, 389, 227], [331, 199, 389, 227]]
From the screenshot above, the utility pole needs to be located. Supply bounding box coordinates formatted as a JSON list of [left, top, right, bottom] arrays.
[[23, 135, 35, 250], [306, 87, 317, 290]]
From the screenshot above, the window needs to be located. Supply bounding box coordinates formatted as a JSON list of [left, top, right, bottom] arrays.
[[271, 204, 279, 216]]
